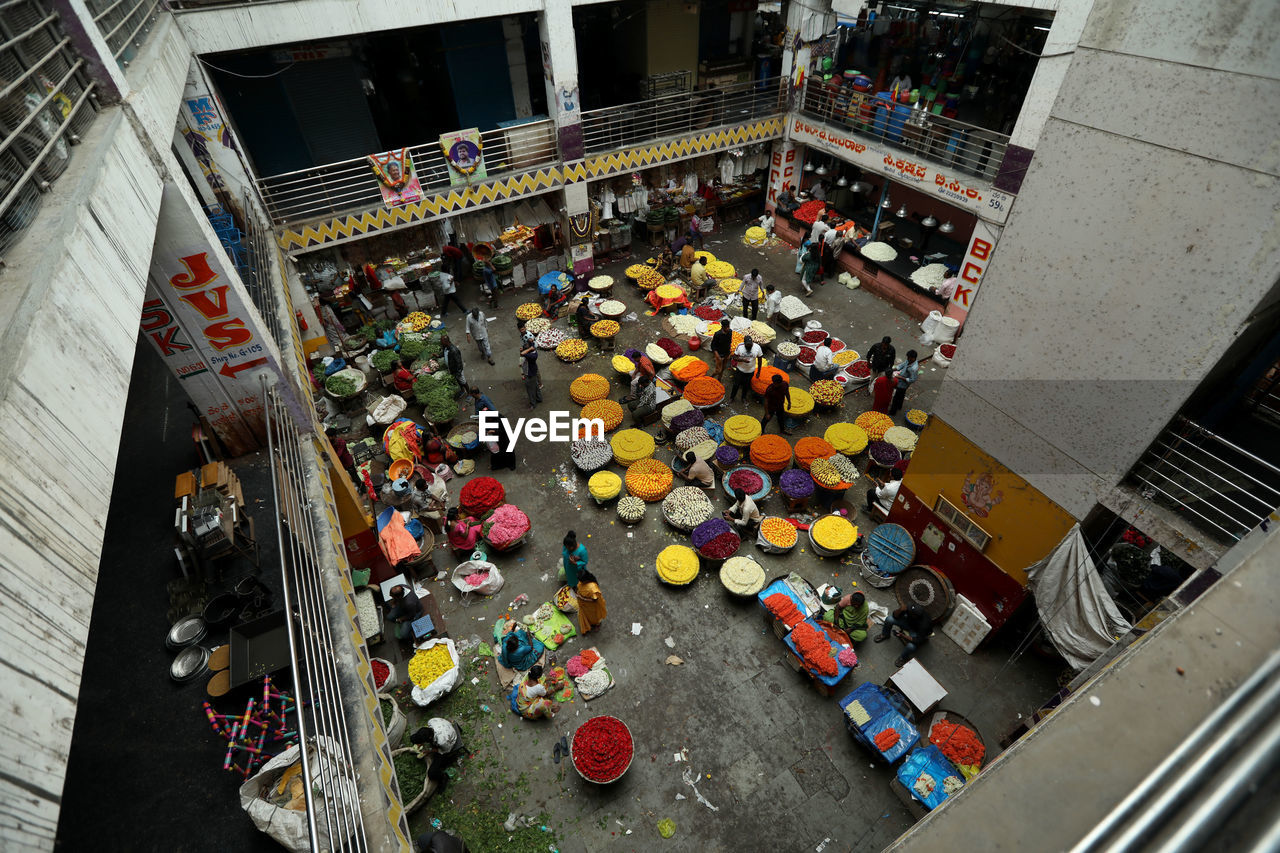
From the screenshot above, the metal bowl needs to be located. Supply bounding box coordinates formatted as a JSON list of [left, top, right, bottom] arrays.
[[170, 645, 210, 683], [166, 615, 207, 651]]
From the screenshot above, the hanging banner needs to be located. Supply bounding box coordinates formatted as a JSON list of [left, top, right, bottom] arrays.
[[368, 148, 424, 208], [950, 220, 1002, 314], [766, 139, 799, 207], [440, 128, 485, 185]]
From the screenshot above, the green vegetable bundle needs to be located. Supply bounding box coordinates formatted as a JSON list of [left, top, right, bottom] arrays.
[[326, 374, 360, 397], [399, 338, 426, 360], [393, 751, 426, 799], [414, 375, 459, 422], [371, 350, 398, 373]]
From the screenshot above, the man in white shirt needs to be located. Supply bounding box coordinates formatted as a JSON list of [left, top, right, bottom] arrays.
[[757, 213, 775, 237], [436, 269, 465, 316], [464, 307, 494, 364], [866, 469, 903, 516], [821, 224, 842, 279], [809, 215, 830, 246], [764, 285, 782, 322], [932, 269, 959, 300], [729, 338, 764, 403], [725, 488, 763, 531], [740, 268, 765, 320], [810, 335, 838, 381]]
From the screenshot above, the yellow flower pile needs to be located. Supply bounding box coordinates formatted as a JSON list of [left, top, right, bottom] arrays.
[[720, 555, 766, 595], [612, 355, 635, 374], [590, 319, 620, 338], [625, 264, 665, 290], [403, 311, 431, 331], [525, 317, 550, 336], [625, 458, 674, 501], [660, 399, 694, 427], [407, 644, 454, 688], [810, 380, 844, 407], [580, 398, 624, 432], [706, 260, 736, 279], [655, 284, 684, 301], [611, 428, 656, 466], [812, 515, 858, 552], [656, 544, 699, 585], [906, 409, 929, 427], [784, 388, 815, 416], [743, 226, 768, 246], [825, 423, 869, 455], [833, 349, 860, 366], [694, 251, 717, 265], [854, 411, 894, 441], [724, 414, 763, 446], [809, 457, 844, 488], [883, 425, 919, 453], [588, 275, 613, 291], [588, 470, 622, 500], [516, 303, 543, 321], [718, 278, 742, 295], [569, 373, 610, 404], [760, 517, 798, 548], [556, 338, 588, 362], [749, 321, 776, 343]]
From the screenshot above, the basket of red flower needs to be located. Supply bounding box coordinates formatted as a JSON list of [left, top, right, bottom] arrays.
[[571, 715, 634, 784]]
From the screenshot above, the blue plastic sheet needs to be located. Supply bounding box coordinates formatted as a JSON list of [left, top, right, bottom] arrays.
[[897, 744, 963, 810]]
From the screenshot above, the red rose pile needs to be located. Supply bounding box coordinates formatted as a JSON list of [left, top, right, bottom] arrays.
[[371, 660, 390, 690], [793, 200, 828, 225], [572, 716, 634, 783], [764, 593, 802, 625], [939, 344, 957, 358], [791, 622, 838, 676], [846, 360, 871, 378], [694, 306, 724, 321], [930, 720, 985, 766], [656, 337, 684, 359], [797, 347, 817, 365], [727, 469, 764, 495], [460, 476, 505, 515]]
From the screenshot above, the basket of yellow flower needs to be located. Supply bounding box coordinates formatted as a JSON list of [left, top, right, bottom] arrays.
[[809, 514, 858, 558], [570, 374, 610, 405], [655, 544, 700, 586], [625, 458, 674, 501], [556, 338, 589, 363], [515, 303, 543, 321]]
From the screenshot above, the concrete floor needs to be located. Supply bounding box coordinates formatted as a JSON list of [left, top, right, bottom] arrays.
[[369, 225, 1066, 852]]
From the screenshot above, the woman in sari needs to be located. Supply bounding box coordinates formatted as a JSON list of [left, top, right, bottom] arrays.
[[515, 665, 565, 720], [445, 508, 482, 557], [827, 591, 870, 642], [575, 570, 607, 635], [870, 369, 896, 414], [496, 624, 544, 671]]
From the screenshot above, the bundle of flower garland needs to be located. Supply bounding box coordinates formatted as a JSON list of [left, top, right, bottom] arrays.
[[760, 517, 798, 548], [588, 471, 622, 500], [588, 275, 613, 291], [667, 314, 701, 336], [645, 343, 673, 365], [743, 226, 768, 246], [793, 438, 836, 471], [571, 438, 613, 472], [763, 592, 802, 625], [484, 504, 531, 548], [608, 428, 655, 466], [905, 409, 929, 427], [515, 303, 543, 321], [784, 387, 815, 417], [868, 441, 902, 467], [460, 476, 505, 515], [525, 317, 551, 336], [570, 373, 610, 404], [625, 264, 665, 290], [750, 365, 789, 396], [683, 376, 724, 406], [536, 327, 568, 349], [829, 453, 860, 483], [717, 278, 742, 295], [654, 283, 685, 302], [556, 338, 588, 362], [625, 458, 673, 501], [579, 399, 623, 433], [720, 555, 766, 595], [654, 338, 683, 359], [655, 544, 699, 585], [694, 250, 717, 265], [883, 425, 919, 453], [811, 515, 857, 551], [748, 321, 776, 344], [833, 349, 860, 366], [846, 359, 872, 379], [779, 469, 815, 498], [791, 622, 838, 676], [616, 495, 646, 523], [929, 720, 986, 767], [776, 341, 800, 358], [825, 423, 869, 455], [590, 320, 620, 339], [611, 355, 635, 374], [854, 411, 894, 441], [723, 414, 762, 446], [714, 445, 740, 467], [669, 409, 705, 433], [670, 355, 708, 383], [675, 427, 712, 452], [662, 487, 714, 530], [749, 434, 792, 473], [705, 260, 735, 279]]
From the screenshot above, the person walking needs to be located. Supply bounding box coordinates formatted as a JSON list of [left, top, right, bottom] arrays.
[[710, 324, 733, 379], [799, 243, 819, 296], [809, 214, 830, 246], [440, 335, 465, 397], [760, 374, 793, 434], [688, 214, 705, 250], [520, 335, 541, 408], [820, 221, 841, 279], [575, 569, 607, 634], [740, 268, 765, 320], [866, 336, 896, 375], [436, 268, 465, 316], [871, 368, 896, 414], [729, 336, 764, 403], [561, 531, 588, 587], [465, 308, 494, 365], [888, 350, 919, 415]]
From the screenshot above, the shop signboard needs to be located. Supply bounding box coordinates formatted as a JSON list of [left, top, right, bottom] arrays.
[[788, 117, 1011, 225], [367, 148, 423, 208], [950, 220, 1002, 315], [766, 139, 799, 207], [440, 128, 486, 185], [141, 184, 282, 455]]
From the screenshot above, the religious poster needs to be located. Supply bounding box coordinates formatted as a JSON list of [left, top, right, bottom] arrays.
[[368, 148, 424, 207], [440, 128, 485, 185]]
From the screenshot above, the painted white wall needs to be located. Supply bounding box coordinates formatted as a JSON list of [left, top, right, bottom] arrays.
[[1007, 0, 1094, 150], [935, 0, 1280, 521]]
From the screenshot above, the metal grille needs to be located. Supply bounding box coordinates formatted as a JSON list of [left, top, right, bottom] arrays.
[[262, 375, 370, 851], [578, 75, 786, 157], [0, 0, 97, 257], [83, 0, 161, 63], [237, 194, 285, 348], [799, 79, 1010, 182]]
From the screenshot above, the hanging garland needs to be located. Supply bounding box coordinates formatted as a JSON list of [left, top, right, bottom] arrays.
[[367, 148, 411, 191], [442, 136, 483, 176], [568, 211, 594, 242]]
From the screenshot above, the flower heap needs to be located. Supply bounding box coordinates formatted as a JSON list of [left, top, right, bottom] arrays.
[[536, 327, 567, 349], [868, 441, 902, 467], [724, 414, 762, 446], [905, 409, 929, 427], [625, 458, 674, 501], [854, 411, 894, 441], [569, 373, 610, 404], [727, 469, 764, 495], [484, 504, 530, 548], [750, 365, 789, 396], [714, 445, 741, 467], [516, 303, 543, 321], [662, 487, 714, 530], [571, 716, 633, 783], [625, 264, 665, 290], [706, 260, 736, 279], [809, 380, 844, 407], [670, 356, 708, 383], [655, 338, 684, 359], [611, 355, 635, 374], [846, 359, 872, 379], [524, 317, 550, 337], [682, 376, 724, 406], [784, 387, 816, 417], [779, 468, 816, 499], [717, 278, 742, 295], [407, 644, 454, 688], [556, 338, 588, 362], [645, 343, 673, 365], [588, 275, 613, 291], [694, 306, 724, 322], [776, 341, 801, 358], [791, 622, 838, 676], [763, 592, 802, 625], [578, 399, 624, 433], [403, 311, 431, 332], [460, 476, 505, 515], [610, 428, 655, 466], [661, 398, 694, 427], [720, 555, 766, 595], [779, 295, 810, 320], [939, 343, 957, 359], [749, 434, 792, 473], [691, 518, 740, 560], [588, 471, 622, 501], [655, 544, 699, 585], [809, 457, 844, 488], [825, 423, 869, 455], [812, 515, 857, 551], [829, 453, 860, 483], [669, 409, 706, 432], [371, 659, 390, 690], [675, 427, 712, 452], [598, 299, 626, 316], [833, 349, 860, 366], [654, 283, 685, 302], [930, 720, 986, 768], [760, 517, 798, 548], [616, 496, 646, 523], [571, 438, 613, 472], [590, 319, 621, 339], [797, 347, 817, 366], [883, 425, 919, 453]]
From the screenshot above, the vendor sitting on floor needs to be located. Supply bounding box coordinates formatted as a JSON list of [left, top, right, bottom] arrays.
[[826, 591, 870, 642], [626, 375, 659, 425], [410, 717, 465, 788], [515, 664, 566, 720], [410, 475, 447, 523], [875, 603, 933, 667], [675, 451, 715, 489], [724, 487, 763, 531], [574, 297, 599, 330], [422, 431, 458, 468], [386, 585, 421, 639], [445, 508, 482, 556], [655, 245, 674, 276], [497, 624, 545, 671]]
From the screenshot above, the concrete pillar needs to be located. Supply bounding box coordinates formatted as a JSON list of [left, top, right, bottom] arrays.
[[538, 0, 584, 161], [563, 181, 593, 274], [766, 138, 803, 210], [780, 0, 833, 108], [502, 17, 534, 118], [944, 220, 1003, 328], [47, 0, 126, 104]]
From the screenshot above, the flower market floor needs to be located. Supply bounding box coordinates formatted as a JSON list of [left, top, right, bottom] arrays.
[[60, 224, 1065, 853]]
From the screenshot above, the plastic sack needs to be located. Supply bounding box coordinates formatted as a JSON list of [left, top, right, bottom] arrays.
[[369, 394, 407, 425], [933, 348, 952, 368], [433, 463, 454, 482], [920, 310, 942, 341], [804, 320, 823, 333], [239, 736, 358, 853], [370, 656, 397, 692], [451, 560, 504, 595], [409, 637, 462, 706], [383, 695, 407, 746]]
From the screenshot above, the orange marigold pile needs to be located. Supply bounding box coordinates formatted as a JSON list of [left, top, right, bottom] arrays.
[[683, 376, 724, 406], [749, 434, 792, 473]]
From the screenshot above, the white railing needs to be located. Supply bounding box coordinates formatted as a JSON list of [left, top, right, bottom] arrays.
[[83, 0, 161, 63]]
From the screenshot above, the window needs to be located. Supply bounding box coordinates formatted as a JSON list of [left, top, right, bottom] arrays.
[[934, 494, 992, 551]]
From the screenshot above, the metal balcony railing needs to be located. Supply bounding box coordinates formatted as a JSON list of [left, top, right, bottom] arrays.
[[799, 80, 1010, 182], [1130, 416, 1280, 543], [83, 0, 161, 65], [254, 119, 558, 226], [0, 0, 98, 259], [578, 75, 787, 156]]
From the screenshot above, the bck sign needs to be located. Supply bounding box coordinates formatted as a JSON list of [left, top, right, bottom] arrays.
[[950, 221, 1001, 314]]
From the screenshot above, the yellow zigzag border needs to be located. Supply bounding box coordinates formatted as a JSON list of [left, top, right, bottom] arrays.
[[278, 117, 785, 251]]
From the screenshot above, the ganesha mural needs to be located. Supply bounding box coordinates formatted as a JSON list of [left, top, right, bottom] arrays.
[[961, 471, 1003, 518]]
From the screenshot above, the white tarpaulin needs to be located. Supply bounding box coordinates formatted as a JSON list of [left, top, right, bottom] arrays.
[[1026, 526, 1132, 670]]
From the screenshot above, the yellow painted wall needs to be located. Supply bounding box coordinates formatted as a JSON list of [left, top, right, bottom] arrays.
[[902, 417, 1076, 583], [647, 0, 700, 76]]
